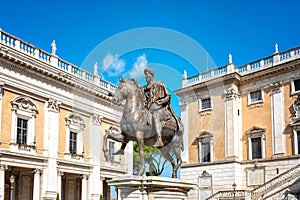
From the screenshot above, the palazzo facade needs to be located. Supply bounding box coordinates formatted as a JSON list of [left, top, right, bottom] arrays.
[[0, 30, 132, 200], [176, 45, 300, 199]]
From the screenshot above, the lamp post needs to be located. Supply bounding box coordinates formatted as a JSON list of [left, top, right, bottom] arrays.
[[9, 174, 14, 200], [232, 182, 236, 200]]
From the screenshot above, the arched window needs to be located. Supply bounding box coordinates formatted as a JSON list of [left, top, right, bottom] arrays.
[[197, 131, 214, 163], [65, 113, 85, 159], [10, 96, 39, 152]]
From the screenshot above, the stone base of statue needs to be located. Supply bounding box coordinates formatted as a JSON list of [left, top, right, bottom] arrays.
[[107, 176, 196, 200]]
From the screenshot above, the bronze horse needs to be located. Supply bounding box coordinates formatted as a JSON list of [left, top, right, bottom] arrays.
[[103, 77, 184, 178]]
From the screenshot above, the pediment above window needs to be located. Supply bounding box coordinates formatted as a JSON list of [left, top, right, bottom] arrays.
[[197, 131, 213, 139], [245, 126, 266, 138], [290, 118, 300, 130], [65, 113, 85, 130], [11, 96, 39, 116]]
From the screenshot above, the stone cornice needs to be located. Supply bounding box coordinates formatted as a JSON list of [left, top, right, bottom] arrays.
[[0, 43, 113, 102], [182, 154, 300, 168], [175, 59, 300, 97], [0, 58, 122, 121]]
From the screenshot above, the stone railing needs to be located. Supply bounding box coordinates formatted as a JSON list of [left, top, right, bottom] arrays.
[[207, 190, 251, 200], [251, 164, 300, 199], [183, 46, 300, 87], [0, 29, 116, 92]]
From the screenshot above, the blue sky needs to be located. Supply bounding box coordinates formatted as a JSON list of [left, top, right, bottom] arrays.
[[1, 1, 300, 86], [2, 0, 300, 116]]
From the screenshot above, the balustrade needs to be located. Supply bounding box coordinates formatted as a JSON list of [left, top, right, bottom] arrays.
[[0, 29, 117, 93], [184, 45, 300, 87]]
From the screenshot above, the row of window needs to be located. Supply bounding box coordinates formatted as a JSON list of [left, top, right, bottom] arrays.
[[10, 96, 89, 158], [16, 116, 82, 156], [198, 131, 300, 163], [197, 79, 300, 112]]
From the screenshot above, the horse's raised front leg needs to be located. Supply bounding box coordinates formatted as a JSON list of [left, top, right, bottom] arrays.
[[103, 126, 127, 162], [136, 130, 145, 176]]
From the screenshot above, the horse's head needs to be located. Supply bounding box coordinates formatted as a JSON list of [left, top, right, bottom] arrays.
[[112, 77, 136, 105]]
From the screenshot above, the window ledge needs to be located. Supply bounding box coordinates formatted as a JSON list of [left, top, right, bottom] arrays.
[[199, 108, 212, 116], [64, 152, 84, 160], [248, 101, 264, 109], [10, 143, 36, 154], [291, 90, 300, 96]]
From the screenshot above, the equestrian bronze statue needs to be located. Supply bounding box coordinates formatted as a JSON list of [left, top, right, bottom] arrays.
[[103, 68, 184, 178]]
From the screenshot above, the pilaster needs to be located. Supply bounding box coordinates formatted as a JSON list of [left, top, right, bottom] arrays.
[[81, 174, 88, 200], [89, 114, 102, 162], [225, 86, 240, 160], [42, 98, 60, 199], [57, 171, 63, 200], [270, 81, 285, 157], [0, 82, 4, 142], [89, 114, 102, 199], [89, 164, 101, 200], [33, 169, 42, 200], [180, 100, 189, 163], [0, 165, 7, 200]]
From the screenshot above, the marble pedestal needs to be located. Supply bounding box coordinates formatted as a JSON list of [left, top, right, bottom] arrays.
[[107, 176, 196, 200]]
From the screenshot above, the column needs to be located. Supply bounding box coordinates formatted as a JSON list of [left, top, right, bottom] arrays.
[[33, 169, 42, 200], [0, 165, 7, 200], [180, 100, 189, 163], [81, 174, 88, 200], [270, 81, 286, 157], [57, 171, 63, 200], [225, 86, 240, 160], [42, 98, 61, 199]]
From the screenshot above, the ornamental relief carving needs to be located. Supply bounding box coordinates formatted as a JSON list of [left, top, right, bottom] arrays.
[[47, 98, 61, 112], [65, 113, 85, 129], [226, 86, 239, 100], [92, 114, 103, 125], [270, 80, 282, 94], [11, 96, 39, 116], [293, 95, 300, 120], [179, 100, 187, 111]]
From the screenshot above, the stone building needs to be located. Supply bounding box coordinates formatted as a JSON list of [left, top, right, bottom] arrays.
[[175, 45, 300, 199], [0, 30, 132, 200]]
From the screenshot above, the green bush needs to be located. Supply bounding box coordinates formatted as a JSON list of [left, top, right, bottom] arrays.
[[56, 193, 60, 200]]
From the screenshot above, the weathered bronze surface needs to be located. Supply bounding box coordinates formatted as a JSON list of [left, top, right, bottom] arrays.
[[103, 68, 184, 178]]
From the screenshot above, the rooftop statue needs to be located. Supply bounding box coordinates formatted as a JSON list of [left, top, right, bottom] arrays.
[[103, 68, 184, 178]]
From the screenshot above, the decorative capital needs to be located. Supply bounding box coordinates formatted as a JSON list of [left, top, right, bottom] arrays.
[[270, 80, 282, 94], [293, 95, 300, 120], [81, 174, 89, 179], [47, 98, 61, 112], [33, 168, 43, 174], [58, 171, 64, 176], [92, 114, 103, 126], [226, 87, 239, 100], [179, 100, 187, 111], [0, 164, 8, 170]]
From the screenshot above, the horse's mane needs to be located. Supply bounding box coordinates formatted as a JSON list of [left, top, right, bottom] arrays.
[[127, 78, 146, 103]]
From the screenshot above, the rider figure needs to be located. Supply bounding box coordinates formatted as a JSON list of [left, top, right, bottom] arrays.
[[143, 68, 171, 148]]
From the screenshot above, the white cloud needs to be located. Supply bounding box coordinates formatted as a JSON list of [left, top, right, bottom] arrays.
[[129, 54, 148, 79], [101, 53, 126, 76]]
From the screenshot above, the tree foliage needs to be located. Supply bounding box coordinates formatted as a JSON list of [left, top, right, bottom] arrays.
[[133, 142, 169, 176]]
